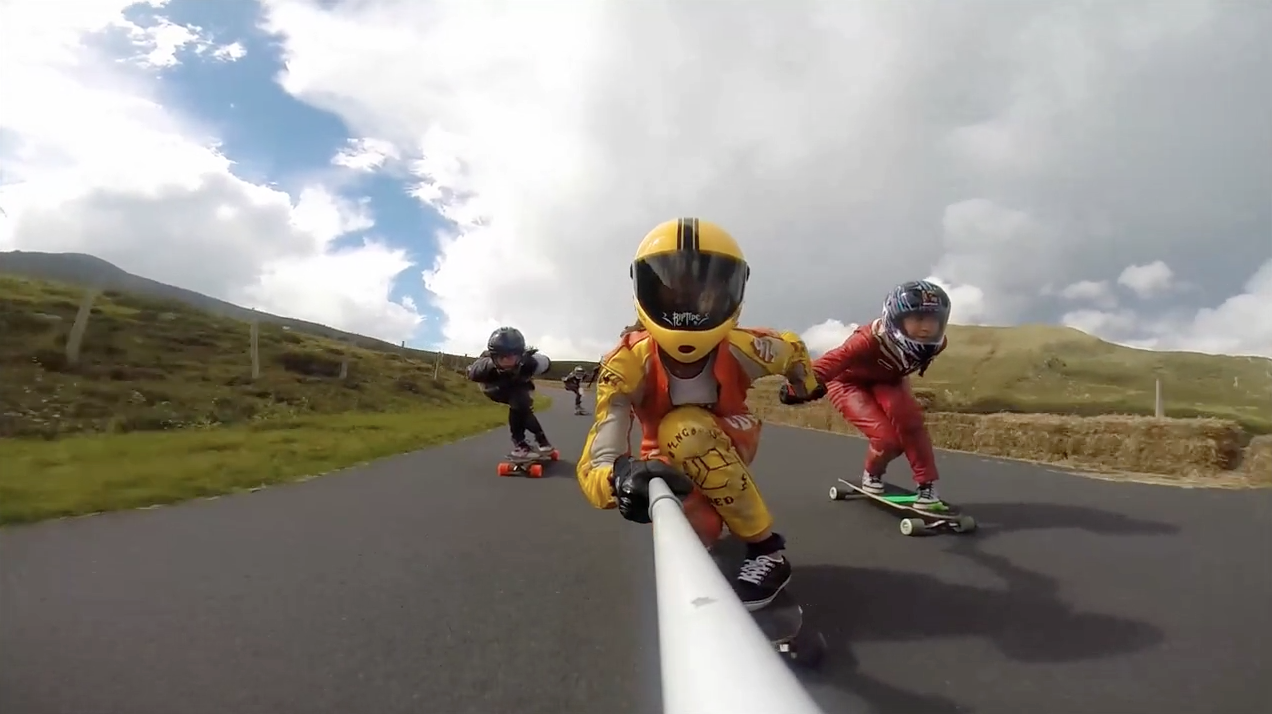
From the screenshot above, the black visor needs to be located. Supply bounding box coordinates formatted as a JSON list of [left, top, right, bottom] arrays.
[[632, 252, 748, 332]]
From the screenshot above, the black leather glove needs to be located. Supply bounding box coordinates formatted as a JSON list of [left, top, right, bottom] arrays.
[[514, 348, 539, 377], [610, 455, 696, 524], [778, 380, 827, 405]]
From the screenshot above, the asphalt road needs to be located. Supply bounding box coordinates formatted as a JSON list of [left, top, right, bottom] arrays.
[[2, 389, 1270, 714]]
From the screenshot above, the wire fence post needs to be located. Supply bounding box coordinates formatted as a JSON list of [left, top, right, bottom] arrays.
[[249, 318, 260, 381], [1155, 377, 1163, 418], [433, 352, 442, 380], [647, 477, 829, 714], [66, 288, 98, 367]]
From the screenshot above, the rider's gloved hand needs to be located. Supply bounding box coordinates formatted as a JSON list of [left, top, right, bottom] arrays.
[[610, 455, 696, 524], [778, 380, 827, 405], [514, 348, 541, 378]]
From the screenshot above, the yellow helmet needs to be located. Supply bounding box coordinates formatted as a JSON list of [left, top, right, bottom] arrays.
[[630, 217, 750, 363]]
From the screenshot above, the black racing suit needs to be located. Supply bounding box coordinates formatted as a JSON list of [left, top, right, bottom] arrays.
[[562, 373, 583, 411], [466, 349, 551, 446]]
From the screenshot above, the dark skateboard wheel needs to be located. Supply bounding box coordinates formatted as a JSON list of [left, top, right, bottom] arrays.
[[790, 630, 827, 668], [773, 630, 826, 669]]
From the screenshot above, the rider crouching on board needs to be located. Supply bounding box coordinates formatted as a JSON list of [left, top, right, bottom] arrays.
[[466, 326, 554, 459], [575, 217, 825, 611], [810, 280, 952, 510], [563, 366, 587, 414]]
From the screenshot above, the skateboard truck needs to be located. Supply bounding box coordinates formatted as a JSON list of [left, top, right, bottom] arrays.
[[496, 449, 560, 478], [752, 591, 827, 669]]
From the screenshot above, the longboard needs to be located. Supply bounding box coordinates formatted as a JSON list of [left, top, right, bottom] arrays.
[[496, 449, 560, 478], [829, 479, 977, 536], [752, 589, 826, 669]]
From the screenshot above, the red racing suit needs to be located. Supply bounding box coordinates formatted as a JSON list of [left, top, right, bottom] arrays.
[[812, 319, 946, 484]]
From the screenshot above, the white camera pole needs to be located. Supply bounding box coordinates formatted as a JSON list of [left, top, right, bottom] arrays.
[[647, 477, 828, 714]]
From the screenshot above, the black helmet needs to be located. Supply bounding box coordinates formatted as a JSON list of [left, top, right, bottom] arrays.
[[487, 326, 527, 358]]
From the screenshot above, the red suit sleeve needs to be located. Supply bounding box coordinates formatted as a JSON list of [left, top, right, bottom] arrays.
[[813, 329, 873, 383]]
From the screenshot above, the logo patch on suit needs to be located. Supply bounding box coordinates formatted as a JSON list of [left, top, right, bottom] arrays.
[[597, 363, 623, 388]]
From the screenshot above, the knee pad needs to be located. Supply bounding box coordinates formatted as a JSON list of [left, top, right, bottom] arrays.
[[658, 407, 747, 489], [657, 406, 724, 464]]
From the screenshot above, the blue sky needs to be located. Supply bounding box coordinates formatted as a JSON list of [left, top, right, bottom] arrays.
[[123, 0, 447, 348]]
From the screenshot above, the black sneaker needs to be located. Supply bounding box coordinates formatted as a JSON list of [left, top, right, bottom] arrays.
[[733, 553, 792, 611]]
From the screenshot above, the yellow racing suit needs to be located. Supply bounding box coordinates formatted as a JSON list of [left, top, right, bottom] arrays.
[[576, 326, 820, 543]]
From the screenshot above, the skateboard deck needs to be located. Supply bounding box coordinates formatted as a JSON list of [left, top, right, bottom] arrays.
[[829, 479, 977, 536], [496, 449, 560, 478], [752, 589, 826, 668]]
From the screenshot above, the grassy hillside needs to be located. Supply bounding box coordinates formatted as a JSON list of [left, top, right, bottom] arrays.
[[0, 250, 437, 355], [0, 273, 562, 524], [909, 324, 1272, 433], [0, 274, 478, 439]]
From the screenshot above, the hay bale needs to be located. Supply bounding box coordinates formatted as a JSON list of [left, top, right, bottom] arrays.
[[747, 376, 1258, 483], [924, 413, 1245, 479], [1242, 436, 1272, 485]]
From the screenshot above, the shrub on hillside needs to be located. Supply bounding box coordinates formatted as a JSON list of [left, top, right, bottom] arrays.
[[277, 350, 343, 378]]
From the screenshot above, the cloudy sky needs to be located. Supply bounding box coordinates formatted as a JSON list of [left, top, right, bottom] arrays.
[[1, 0, 1268, 359]]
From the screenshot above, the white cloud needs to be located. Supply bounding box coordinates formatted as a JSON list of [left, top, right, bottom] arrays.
[[0, 0, 423, 344], [800, 319, 859, 357], [924, 275, 990, 327], [332, 137, 399, 173], [1059, 280, 1117, 308], [262, 0, 1271, 358], [1132, 258, 1272, 357], [212, 42, 247, 63], [1061, 308, 1139, 337], [118, 15, 246, 69], [1117, 260, 1176, 298]]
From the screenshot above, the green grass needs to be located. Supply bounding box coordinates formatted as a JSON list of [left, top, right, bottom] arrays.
[[0, 273, 552, 524], [911, 324, 1272, 434], [0, 407, 523, 525]]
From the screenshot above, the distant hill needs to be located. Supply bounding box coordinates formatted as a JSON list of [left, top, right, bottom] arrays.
[[0, 250, 604, 379], [0, 250, 431, 356], [0, 273, 486, 439], [910, 323, 1272, 433]]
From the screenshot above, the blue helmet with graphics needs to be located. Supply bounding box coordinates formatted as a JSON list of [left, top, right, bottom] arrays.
[[882, 280, 951, 364]]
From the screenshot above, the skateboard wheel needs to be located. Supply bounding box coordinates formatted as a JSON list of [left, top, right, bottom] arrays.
[[528, 463, 544, 478], [549, 449, 560, 461], [954, 515, 978, 533], [899, 518, 927, 536], [793, 631, 827, 668], [497, 463, 512, 477], [828, 485, 841, 501]]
